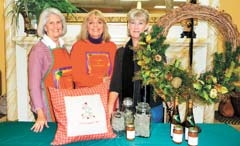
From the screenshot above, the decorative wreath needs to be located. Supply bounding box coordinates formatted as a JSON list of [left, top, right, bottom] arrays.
[[134, 4, 240, 104], [157, 3, 240, 49]]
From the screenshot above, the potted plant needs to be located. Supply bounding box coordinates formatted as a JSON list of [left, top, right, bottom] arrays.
[[8, 0, 79, 34], [211, 42, 240, 117]]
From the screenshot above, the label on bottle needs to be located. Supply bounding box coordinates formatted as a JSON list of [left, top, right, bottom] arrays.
[[185, 127, 189, 140], [170, 123, 175, 137]]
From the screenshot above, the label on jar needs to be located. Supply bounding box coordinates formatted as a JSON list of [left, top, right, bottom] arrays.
[[173, 133, 183, 143], [188, 136, 198, 146], [173, 125, 183, 144], [126, 130, 135, 140]]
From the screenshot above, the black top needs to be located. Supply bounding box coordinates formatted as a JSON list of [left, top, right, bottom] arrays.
[[110, 39, 162, 109]]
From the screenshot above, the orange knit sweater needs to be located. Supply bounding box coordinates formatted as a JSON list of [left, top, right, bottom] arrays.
[[70, 40, 116, 88]]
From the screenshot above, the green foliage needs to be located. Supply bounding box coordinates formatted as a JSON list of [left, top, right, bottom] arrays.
[[134, 25, 240, 104], [30, 0, 79, 20], [212, 42, 240, 92], [193, 71, 228, 104], [134, 25, 194, 103], [8, 0, 79, 27]]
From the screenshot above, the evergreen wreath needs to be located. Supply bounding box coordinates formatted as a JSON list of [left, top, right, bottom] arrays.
[[134, 25, 240, 104]]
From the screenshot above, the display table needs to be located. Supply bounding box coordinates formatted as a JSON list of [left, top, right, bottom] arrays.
[[0, 122, 239, 146]]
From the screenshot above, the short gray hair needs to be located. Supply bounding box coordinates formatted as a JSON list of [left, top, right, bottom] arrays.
[[127, 8, 149, 23], [37, 8, 67, 37]]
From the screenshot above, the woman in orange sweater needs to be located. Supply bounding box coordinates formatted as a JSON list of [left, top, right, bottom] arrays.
[[70, 9, 116, 88]]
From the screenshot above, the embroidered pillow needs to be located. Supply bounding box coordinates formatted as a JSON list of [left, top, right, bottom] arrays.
[[49, 82, 116, 145]]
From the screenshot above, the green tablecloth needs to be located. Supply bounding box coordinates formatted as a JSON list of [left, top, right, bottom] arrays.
[[0, 122, 239, 146]]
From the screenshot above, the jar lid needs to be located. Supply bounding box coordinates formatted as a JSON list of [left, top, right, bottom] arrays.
[[174, 125, 183, 130], [112, 111, 122, 118], [136, 102, 150, 112], [123, 97, 133, 107], [189, 127, 198, 133], [137, 102, 150, 108], [126, 124, 134, 128]]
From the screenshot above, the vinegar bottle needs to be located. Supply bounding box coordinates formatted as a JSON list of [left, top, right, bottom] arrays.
[[184, 98, 195, 141], [170, 97, 181, 137]]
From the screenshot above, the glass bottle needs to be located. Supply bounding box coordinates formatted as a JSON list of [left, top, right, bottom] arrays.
[[184, 98, 195, 140], [122, 97, 134, 126], [134, 102, 151, 137], [170, 97, 181, 137]]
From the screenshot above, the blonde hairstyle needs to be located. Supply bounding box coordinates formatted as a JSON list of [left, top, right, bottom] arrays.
[[78, 9, 111, 42], [127, 8, 149, 23], [127, 8, 149, 37], [37, 8, 67, 37]]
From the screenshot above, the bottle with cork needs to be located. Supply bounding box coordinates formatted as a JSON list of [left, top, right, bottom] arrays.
[[170, 96, 182, 138], [183, 98, 196, 141]]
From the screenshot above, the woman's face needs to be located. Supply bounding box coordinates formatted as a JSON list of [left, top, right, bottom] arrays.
[[128, 18, 148, 40], [44, 14, 63, 41], [87, 15, 104, 39]]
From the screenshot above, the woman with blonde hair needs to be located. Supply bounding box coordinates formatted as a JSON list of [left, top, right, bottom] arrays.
[[71, 9, 116, 88], [108, 8, 164, 123]]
